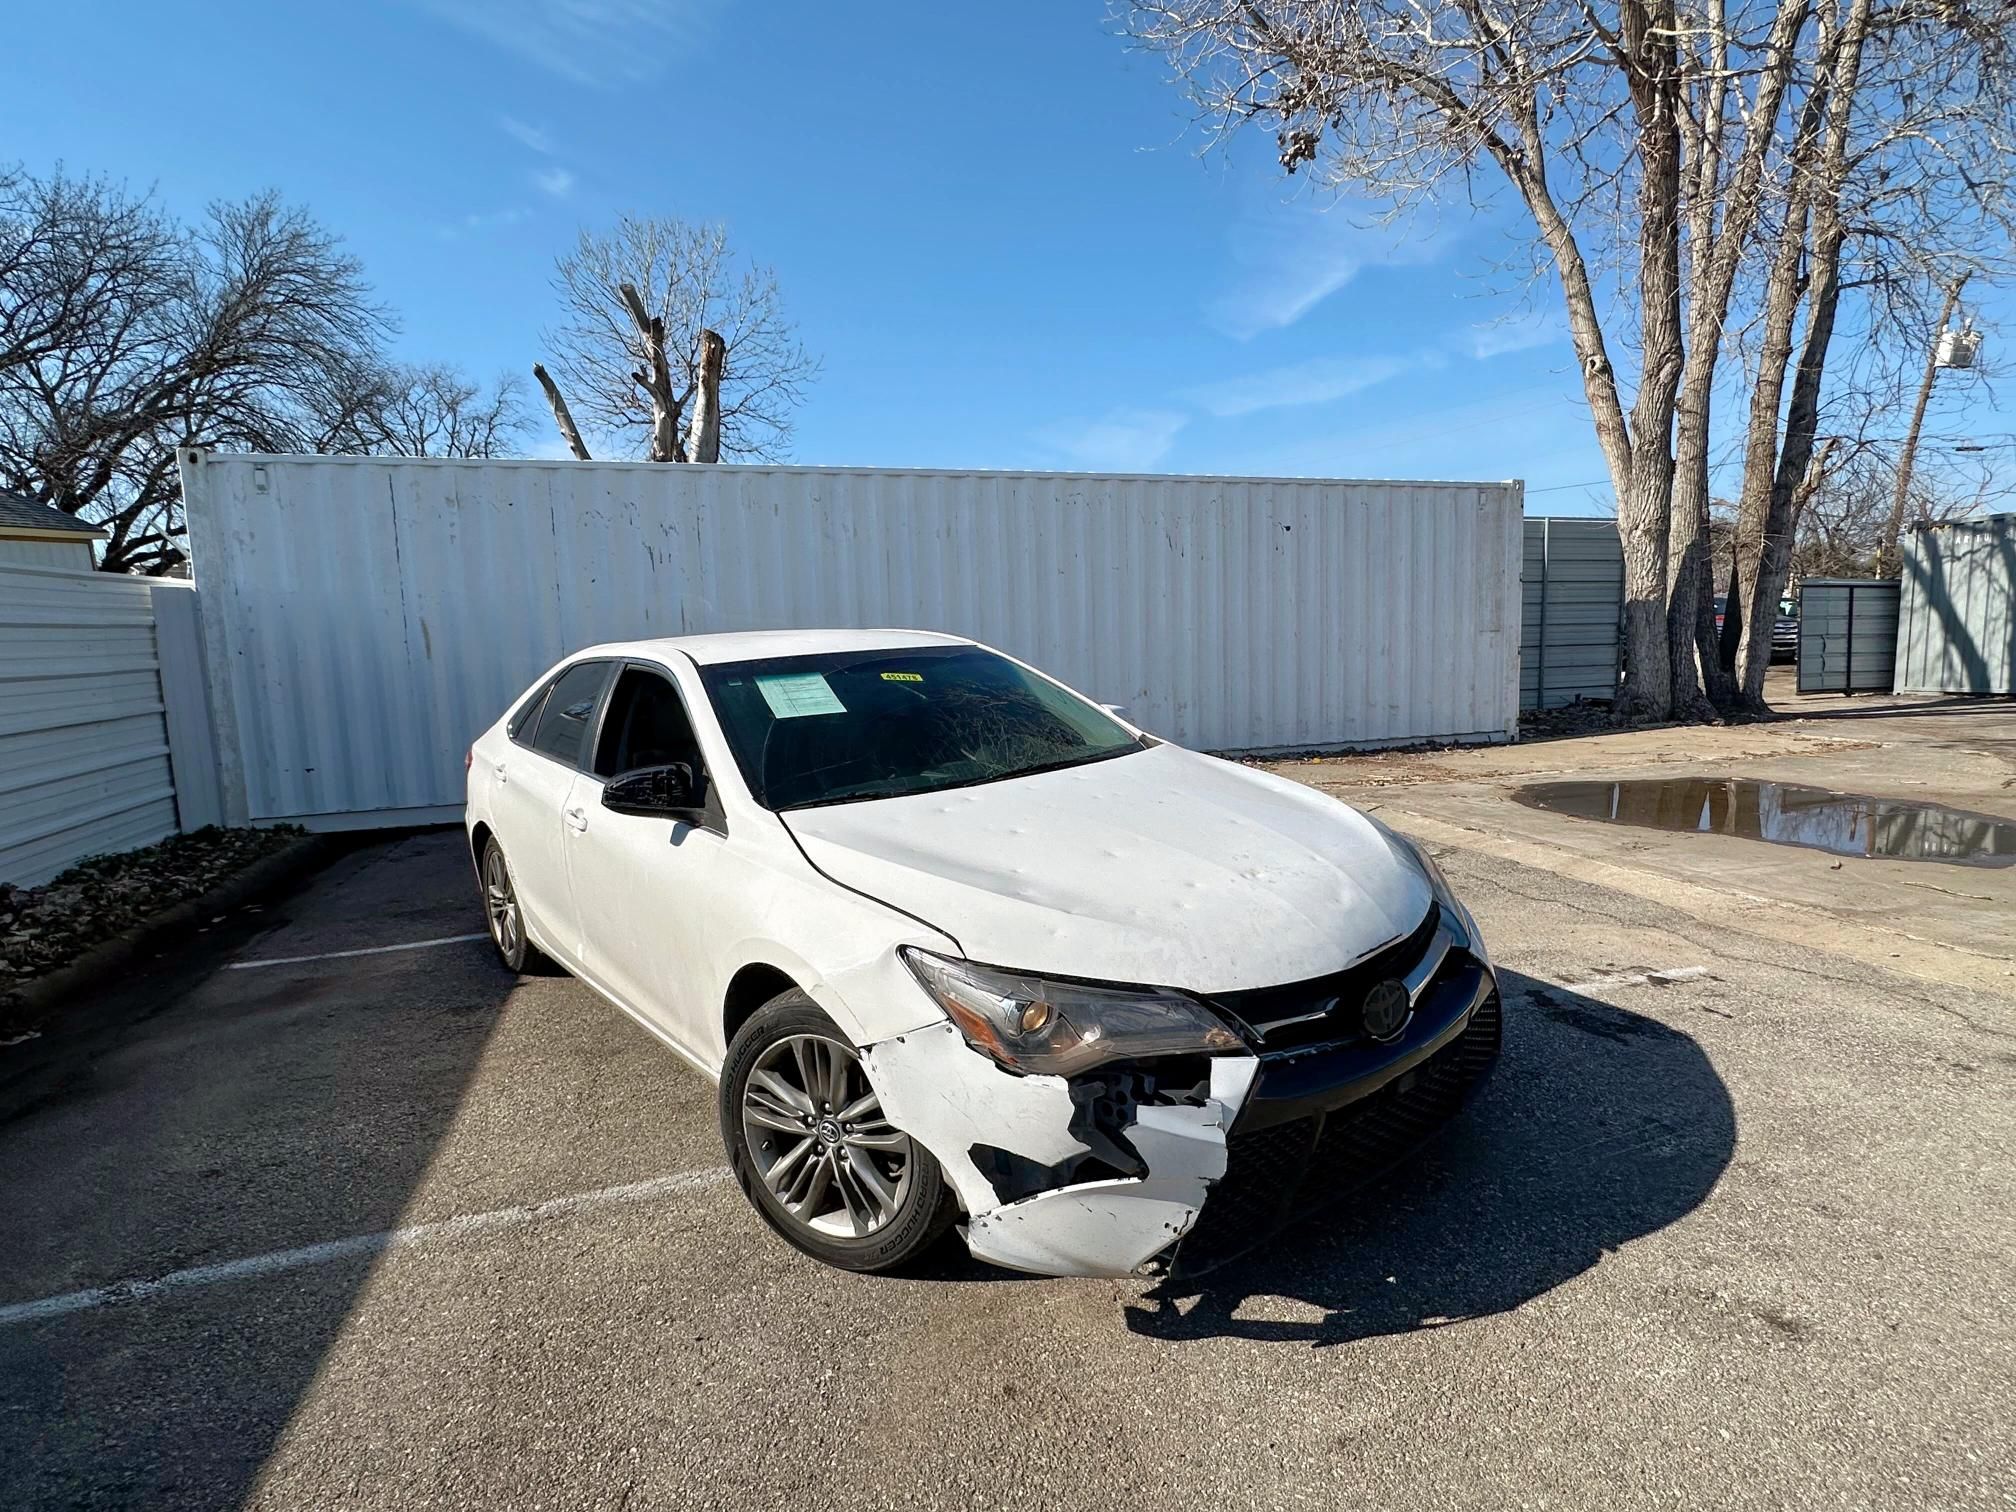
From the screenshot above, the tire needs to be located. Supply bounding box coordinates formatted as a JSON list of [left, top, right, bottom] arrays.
[[720, 991, 958, 1272], [478, 836, 558, 976]]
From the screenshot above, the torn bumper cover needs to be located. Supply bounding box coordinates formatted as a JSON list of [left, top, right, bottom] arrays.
[[862, 1020, 1259, 1276], [862, 913, 1502, 1278]]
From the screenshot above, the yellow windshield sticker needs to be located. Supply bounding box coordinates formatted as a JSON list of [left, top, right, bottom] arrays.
[[880, 672, 924, 683]]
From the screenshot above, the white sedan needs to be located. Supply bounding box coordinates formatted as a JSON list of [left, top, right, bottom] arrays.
[[465, 630, 1500, 1277]]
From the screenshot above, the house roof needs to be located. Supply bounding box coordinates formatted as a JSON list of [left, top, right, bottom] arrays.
[[0, 491, 108, 538]]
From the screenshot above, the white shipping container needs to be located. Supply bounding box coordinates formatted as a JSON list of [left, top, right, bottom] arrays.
[[180, 453, 1523, 829]]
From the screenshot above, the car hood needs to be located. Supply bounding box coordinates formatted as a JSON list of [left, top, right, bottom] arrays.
[[782, 743, 1433, 993]]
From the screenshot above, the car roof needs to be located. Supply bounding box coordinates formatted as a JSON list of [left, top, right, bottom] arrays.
[[570, 627, 975, 667]]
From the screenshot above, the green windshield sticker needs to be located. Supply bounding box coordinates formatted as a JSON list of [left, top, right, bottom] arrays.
[[755, 672, 847, 719], [880, 671, 924, 683]]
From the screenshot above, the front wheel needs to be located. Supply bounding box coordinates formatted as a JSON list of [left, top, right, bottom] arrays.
[[720, 991, 957, 1272]]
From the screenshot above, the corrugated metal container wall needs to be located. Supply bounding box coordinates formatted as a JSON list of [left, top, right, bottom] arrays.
[[1897, 515, 2016, 695], [0, 564, 179, 885], [1796, 579, 1900, 694], [1520, 517, 1622, 709], [181, 454, 1524, 828]]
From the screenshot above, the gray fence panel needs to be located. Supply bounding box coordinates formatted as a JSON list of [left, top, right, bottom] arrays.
[[1797, 579, 1900, 694], [1520, 517, 1623, 710], [1897, 515, 2016, 695]]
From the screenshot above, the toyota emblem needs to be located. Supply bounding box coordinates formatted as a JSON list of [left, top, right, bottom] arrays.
[[1361, 978, 1410, 1041]]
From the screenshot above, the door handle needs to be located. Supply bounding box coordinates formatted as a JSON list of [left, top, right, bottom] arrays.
[[565, 806, 589, 833]]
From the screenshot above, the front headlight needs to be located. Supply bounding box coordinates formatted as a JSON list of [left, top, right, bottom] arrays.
[[900, 948, 1243, 1077]]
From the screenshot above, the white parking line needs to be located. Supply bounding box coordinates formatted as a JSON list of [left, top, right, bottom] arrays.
[[1558, 966, 1713, 994], [0, 1166, 735, 1329], [226, 933, 491, 970]]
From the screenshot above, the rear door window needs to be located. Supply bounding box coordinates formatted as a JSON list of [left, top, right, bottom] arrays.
[[528, 660, 612, 768]]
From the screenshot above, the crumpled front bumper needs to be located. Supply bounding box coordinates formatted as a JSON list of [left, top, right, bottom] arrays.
[[860, 945, 1501, 1279], [860, 1020, 1259, 1276]]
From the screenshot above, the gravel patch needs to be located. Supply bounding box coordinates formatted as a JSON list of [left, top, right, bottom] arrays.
[[0, 825, 303, 1000]]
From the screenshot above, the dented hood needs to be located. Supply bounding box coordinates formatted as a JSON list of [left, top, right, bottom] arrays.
[[782, 743, 1432, 992]]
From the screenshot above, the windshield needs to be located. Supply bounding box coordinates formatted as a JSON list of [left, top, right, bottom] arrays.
[[700, 645, 1145, 810]]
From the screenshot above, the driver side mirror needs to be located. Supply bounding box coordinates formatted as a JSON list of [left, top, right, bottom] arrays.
[[602, 762, 706, 823]]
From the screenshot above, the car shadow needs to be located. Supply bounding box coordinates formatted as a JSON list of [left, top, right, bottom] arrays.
[[1122, 969, 1736, 1346]]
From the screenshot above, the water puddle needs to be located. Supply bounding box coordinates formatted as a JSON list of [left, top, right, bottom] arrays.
[[1513, 777, 2016, 867]]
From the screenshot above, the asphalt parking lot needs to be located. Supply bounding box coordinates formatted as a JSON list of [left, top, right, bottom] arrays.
[[4, 777, 2014, 1509]]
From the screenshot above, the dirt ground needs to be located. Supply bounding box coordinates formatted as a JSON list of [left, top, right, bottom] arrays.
[[1268, 667, 2016, 998]]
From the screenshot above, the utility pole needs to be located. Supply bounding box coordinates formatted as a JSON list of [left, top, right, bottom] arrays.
[[1879, 274, 1971, 578]]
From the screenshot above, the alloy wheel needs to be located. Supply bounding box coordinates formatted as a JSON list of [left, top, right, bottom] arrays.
[[740, 1033, 913, 1238], [483, 846, 521, 959]]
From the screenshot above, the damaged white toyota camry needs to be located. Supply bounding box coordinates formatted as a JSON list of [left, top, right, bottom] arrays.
[[466, 630, 1500, 1278]]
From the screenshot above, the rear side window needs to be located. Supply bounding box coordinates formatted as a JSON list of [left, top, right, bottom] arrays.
[[528, 661, 611, 767], [594, 667, 702, 778], [507, 681, 552, 740]]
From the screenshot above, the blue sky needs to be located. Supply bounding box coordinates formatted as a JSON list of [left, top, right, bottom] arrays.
[[6, 2, 2003, 515]]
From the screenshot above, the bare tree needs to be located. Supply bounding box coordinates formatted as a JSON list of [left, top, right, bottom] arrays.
[[1125, 0, 2016, 719], [0, 168, 536, 571], [538, 217, 816, 462], [1717, 0, 2016, 706], [1125, 0, 1727, 720], [1667, 0, 1816, 715], [310, 362, 527, 459], [0, 170, 390, 572], [532, 362, 592, 460]]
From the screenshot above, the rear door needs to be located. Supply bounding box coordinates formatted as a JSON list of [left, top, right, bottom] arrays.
[[488, 658, 613, 967]]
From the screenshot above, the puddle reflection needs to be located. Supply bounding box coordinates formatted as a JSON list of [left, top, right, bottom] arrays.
[[1513, 778, 2016, 867]]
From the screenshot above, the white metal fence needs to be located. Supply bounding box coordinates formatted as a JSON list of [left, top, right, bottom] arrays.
[[181, 453, 1525, 830], [0, 566, 218, 886]]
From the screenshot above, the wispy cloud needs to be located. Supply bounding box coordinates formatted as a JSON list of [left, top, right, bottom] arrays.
[[414, 0, 697, 87], [1183, 353, 1429, 419], [1208, 201, 1458, 340], [1037, 409, 1188, 472], [498, 115, 556, 155], [533, 166, 577, 198], [1466, 308, 1565, 360], [436, 207, 533, 241]]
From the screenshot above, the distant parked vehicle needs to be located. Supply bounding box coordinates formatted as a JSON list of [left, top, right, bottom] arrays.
[[1710, 595, 1799, 663], [1772, 598, 1800, 664]]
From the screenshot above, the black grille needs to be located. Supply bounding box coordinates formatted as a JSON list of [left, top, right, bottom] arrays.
[[1174, 990, 1502, 1275], [1210, 906, 1442, 1050]]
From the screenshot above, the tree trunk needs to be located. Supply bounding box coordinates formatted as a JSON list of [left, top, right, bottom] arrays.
[[685, 329, 725, 464], [1878, 275, 1967, 577], [1614, 0, 1687, 722], [1722, 217, 1807, 703], [618, 281, 684, 461], [1731, 0, 1871, 709], [532, 363, 592, 460], [1669, 0, 1811, 714]]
